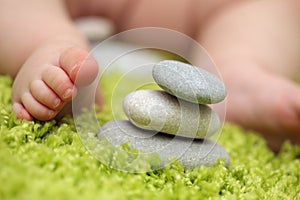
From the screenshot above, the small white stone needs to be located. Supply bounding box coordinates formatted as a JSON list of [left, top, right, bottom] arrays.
[[152, 60, 226, 104], [98, 120, 230, 169], [123, 90, 220, 139]]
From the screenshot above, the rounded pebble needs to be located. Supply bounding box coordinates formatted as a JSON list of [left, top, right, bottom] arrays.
[[152, 60, 226, 104], [97, 120, 230, 169], [123, 90, 220, 139]]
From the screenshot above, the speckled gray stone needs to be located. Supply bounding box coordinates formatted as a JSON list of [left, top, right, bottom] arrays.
[[123, 90, 220, 139], [97, 120, 230, 168], [152, 60, 226, 104]]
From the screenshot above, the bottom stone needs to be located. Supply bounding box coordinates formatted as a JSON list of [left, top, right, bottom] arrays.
[[97, 120, 229, 169]]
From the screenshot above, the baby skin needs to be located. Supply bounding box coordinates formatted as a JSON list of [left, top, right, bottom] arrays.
[[0, 0, 299, 151], [12, 46, 99, 121]]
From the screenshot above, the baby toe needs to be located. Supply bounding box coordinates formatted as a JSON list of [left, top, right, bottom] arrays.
[[12, 102, 33, 121], [59, 47, 99, 86], [42, 66, 77, 102], [30, 79, 63, 110], [21, 92, 57, 121]]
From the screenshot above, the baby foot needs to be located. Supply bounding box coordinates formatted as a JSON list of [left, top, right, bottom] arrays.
[[12, 45, 99, 121], [215, 63, 300, 151]]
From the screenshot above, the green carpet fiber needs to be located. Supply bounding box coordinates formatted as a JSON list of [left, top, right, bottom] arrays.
[[0, 74, 299, 200]]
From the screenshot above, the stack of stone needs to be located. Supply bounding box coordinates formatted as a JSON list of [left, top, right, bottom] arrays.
[[98, 60, 229, 169]]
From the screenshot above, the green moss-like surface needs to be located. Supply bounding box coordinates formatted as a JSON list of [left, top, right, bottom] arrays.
[[0, 75, 299, 200]]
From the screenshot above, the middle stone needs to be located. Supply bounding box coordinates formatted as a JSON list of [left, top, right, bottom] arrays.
[[123, 90, 220, 139]]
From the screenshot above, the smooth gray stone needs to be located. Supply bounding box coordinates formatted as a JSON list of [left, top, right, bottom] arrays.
[[97, 120, 230, 169], [123, 90, 220, 139], [152, 60, 226, 104]]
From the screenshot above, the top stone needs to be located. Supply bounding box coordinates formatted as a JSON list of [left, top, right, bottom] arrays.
[[152, 60, 226, 104]]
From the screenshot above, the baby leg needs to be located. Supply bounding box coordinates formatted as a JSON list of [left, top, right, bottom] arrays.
[[0, 0, 101, 121], [197, 0, 300, 150]]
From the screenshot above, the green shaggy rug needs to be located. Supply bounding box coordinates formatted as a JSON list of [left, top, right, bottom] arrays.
[[0, 74, 299, 200]]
